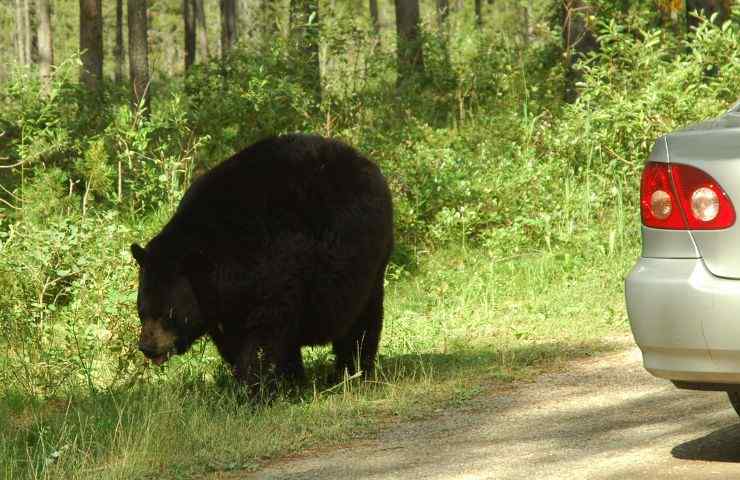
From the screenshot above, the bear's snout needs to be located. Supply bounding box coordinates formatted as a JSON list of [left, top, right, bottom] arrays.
[[138, 320, 177, 358]]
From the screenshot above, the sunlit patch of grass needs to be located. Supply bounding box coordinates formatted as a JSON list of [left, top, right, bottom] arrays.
[[0, 239, 637, 479]]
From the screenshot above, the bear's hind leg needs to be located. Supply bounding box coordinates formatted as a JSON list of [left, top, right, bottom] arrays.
[[332, 273, 384, 380]]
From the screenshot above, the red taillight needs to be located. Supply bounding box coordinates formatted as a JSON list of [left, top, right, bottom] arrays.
[[640, 162, 735, 230], [640, 163, 684, 229]]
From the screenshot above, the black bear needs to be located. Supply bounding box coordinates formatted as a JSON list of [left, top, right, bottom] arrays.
[[130, 134, 394, 391]]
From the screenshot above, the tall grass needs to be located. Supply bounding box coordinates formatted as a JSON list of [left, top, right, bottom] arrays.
[[1, 237, 634, 479]]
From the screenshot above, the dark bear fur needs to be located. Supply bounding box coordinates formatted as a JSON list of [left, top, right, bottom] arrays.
[[130, 134, 394, 390]]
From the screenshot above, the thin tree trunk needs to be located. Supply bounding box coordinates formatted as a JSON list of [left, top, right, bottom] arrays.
[[521, 1, 530, 48], [475, 0, 483, 28], [15, 0, 25, 64], [23, 0, 32, 65], [394, 0, 423, 86], [36, 0, 53, 92], [220, 0, 237, 56], [369, 0, 380, 35], [436, 0, 450, 62], [290, 0, 321, 100], [184, 0, 196, 70], [194, 0, 209, 60], [436, 0, 450, 28], [114, 0, 124, 82], [80, 0, 103, 92], [562, 0, 598, 102], [128, 0, 150, 113]]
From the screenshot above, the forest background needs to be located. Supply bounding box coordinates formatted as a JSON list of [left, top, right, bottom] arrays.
[[2, 0, 740, 478]]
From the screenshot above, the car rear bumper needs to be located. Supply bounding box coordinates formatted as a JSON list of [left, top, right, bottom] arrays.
[[626, 257, 740, 387]]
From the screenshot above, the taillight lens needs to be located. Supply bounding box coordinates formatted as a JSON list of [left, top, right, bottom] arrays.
[[671, 164, 735, 229], [650, 190, 672, 220], [690, 187, 719, 222], [640, 162, 735, 230], [641, 163, 684, 229]]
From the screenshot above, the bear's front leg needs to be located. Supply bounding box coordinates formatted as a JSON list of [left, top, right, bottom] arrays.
[[234, 334, 305, 401]]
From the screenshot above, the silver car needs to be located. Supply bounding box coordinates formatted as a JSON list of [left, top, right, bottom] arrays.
[[626, 101, 740, 414]]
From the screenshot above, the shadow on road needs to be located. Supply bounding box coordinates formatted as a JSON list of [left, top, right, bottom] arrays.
[[672, 422, 740, 463]]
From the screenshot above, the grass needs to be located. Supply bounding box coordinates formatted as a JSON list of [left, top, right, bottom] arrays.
[[0, 237, 638, 479]]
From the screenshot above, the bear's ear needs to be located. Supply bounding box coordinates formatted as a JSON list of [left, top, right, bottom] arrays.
[[130, 243, 148, 267]]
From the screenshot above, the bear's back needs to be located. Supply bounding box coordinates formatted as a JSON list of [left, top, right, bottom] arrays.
[[186, 135, 379, 209], [154, 134, 390, 254]]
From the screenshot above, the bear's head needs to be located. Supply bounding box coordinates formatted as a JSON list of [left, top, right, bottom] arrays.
[[130, 243, 208, 365]]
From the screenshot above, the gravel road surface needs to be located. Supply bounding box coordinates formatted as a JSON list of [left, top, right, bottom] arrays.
[[249, 340, 740, 479]]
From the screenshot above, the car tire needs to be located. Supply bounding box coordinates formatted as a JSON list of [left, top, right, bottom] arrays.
[[727, 392, 740, 416]]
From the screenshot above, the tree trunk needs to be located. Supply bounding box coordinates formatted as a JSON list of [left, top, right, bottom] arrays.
[[194, 0, 209, 60], [474, 0, 483, 28], [521, 1, 531, 48], [114, 0, 124, 83], [394, 0, 423, 86], [290, 0, 321, 100], [220, 0, 237, 56], [80, 0, 103, 92], [562, 0, 598, 102], [36, 0, 53, 92], [436, 0, 451, 63], [15, 0, 25, 65], [369, 0, 380, 35], [23, 0, 32, 65], [436, 0, 449, 29], [184, 0, 196, 70], [128, 0, 150, 112]]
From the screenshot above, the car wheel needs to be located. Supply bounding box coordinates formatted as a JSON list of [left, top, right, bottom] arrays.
[[727, 392, 740, 416]]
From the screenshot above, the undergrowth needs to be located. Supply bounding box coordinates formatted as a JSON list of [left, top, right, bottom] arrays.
[[1, 11, 739, 479], [1, 240, 634, 479]]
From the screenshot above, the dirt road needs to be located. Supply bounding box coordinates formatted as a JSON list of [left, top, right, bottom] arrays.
[[250, 340, 740, 479]]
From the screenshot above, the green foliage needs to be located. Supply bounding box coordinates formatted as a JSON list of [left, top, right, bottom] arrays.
[[549, 14, 740, 182], [2, 5, 740, 476], [0, 212, 139, 396], [184, 40, 317, 159], [19, 168, 74, 222]]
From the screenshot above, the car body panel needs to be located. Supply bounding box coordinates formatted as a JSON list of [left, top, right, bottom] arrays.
[[641, 226, 699, 258], [666, 112, 740, 278], [648, 135, 669, 164], [626, 257, 740, 384]]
